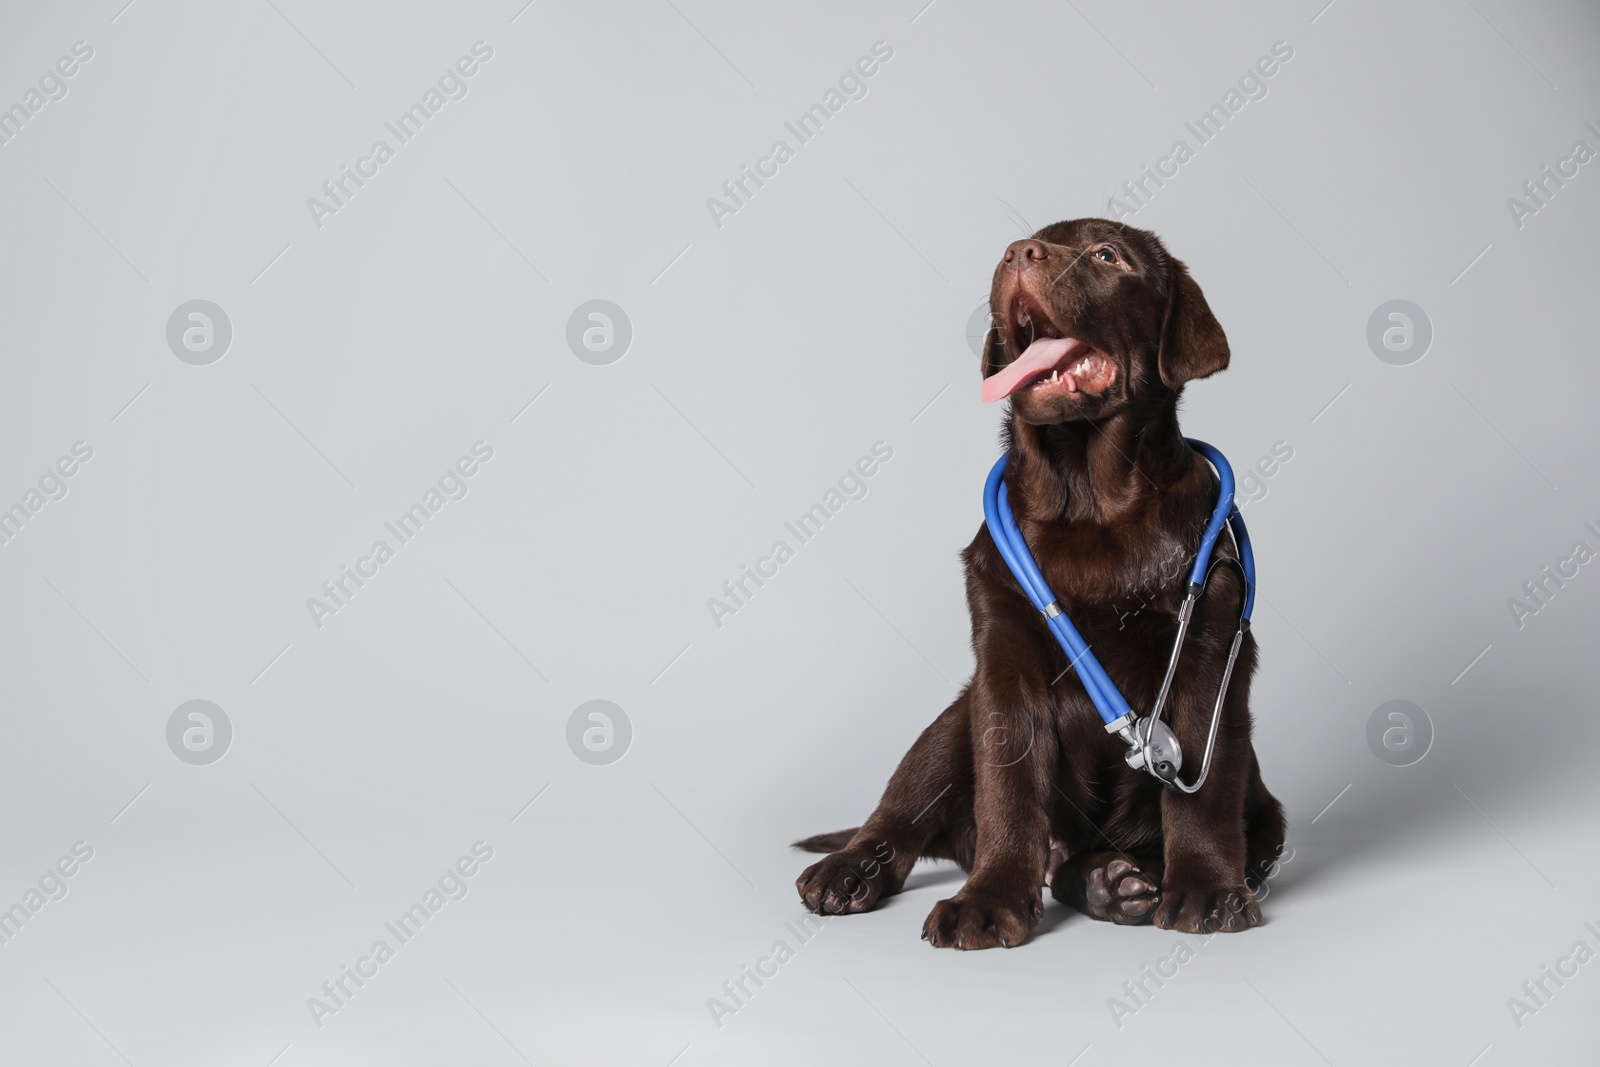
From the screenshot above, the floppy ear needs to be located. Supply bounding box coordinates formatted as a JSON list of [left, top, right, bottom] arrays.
[[1157, 260, 1229, 388]]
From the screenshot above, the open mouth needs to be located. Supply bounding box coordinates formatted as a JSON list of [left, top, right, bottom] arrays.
[[1011, 292, 1060, 350], [981, 295, 1116, 404]]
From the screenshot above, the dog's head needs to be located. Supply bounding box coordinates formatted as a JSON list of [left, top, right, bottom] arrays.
[[980, 219, 1229, 424]]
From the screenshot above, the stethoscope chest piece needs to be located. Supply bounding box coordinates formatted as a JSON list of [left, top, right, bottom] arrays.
[[1124, 718, 1183, 785]]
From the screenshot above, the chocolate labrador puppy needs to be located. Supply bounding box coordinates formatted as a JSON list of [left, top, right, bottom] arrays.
[[795, 218, 1285, 948]]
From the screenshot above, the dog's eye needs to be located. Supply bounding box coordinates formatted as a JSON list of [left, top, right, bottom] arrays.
[[1093, 246, 1118, 263]]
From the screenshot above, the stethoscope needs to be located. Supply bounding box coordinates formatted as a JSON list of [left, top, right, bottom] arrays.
[[982, 440, 1255, 792]]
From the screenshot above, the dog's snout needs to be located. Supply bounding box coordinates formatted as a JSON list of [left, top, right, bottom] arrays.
[[1004, 239, 1048, 265]]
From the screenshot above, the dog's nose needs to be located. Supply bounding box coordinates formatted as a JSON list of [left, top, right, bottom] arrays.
[[1004, 239, 1048, 265]]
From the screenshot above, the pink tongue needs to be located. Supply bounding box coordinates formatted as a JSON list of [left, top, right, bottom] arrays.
[[982, 337, 1088, 403]]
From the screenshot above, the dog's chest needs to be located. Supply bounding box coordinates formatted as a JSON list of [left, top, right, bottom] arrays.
[[1027, 518, 1189, 612]]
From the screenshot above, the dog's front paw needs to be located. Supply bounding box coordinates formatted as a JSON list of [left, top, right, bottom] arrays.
[[797, 849, 894, 915], [1153, 877, 1260, 933], [921, 885, 1042, 949]]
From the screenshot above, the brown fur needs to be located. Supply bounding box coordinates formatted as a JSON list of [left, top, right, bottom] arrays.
[[795, 219, 1285, 948]]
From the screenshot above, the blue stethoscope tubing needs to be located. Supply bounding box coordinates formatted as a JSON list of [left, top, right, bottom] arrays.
[[982, 439, 1255, 791]]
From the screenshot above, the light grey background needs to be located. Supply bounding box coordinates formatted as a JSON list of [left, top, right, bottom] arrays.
[[1, 0, 1597, 1064]]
